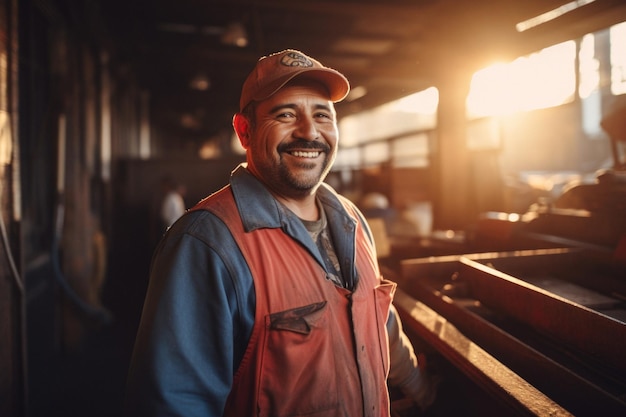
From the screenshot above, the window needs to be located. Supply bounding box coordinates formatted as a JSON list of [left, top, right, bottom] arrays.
[[392, 133, 430, 167], [579, 33, 602, 136], [610, 22, 626, 95]]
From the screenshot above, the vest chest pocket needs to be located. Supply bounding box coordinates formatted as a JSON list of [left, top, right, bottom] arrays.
[[259, 301, 342, 417], [269, 301, 327, 334]]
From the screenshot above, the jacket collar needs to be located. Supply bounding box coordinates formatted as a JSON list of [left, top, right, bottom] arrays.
[[230, 163, 356, 232]]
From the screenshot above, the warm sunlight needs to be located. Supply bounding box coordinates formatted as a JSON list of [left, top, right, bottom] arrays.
[[466, 41, 577, 118], [515, 0, 597, 32], [611, 22, 626, 95]]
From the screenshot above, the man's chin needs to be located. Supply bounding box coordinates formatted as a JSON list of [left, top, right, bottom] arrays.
[[286, 175, 323, 195], [279, 163, 329, 192]]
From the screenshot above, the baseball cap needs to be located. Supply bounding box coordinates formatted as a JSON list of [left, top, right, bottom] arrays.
[[239, 49, 350, 111]]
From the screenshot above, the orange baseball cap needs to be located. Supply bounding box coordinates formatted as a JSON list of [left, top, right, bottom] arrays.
[[239, 49, 350, 111]]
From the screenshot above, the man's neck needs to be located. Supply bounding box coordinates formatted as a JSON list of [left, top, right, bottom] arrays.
[[276, 193, 319, 221]]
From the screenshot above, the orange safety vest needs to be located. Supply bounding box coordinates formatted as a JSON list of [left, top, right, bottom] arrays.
[[193, 186, 396, 417]]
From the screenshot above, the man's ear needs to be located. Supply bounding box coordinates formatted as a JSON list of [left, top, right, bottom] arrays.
[[233, 113, 251, 149]]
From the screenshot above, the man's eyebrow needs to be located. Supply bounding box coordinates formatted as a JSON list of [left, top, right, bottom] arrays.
[[268, 103, 297, 114], [268, 102, 333, 114]]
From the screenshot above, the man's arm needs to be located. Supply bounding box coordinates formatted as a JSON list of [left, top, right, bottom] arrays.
[[387, 304, 439, 411], [124, 213, 254, 416]]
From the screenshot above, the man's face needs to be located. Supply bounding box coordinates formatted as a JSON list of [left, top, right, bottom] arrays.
[[244, 79, 339, 200]]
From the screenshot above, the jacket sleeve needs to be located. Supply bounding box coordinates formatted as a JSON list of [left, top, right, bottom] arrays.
[[387, 304, 437, 410], [124, 212, 254, 417]]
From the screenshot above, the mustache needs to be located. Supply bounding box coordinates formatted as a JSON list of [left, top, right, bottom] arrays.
[[278, 140, 330, 153]]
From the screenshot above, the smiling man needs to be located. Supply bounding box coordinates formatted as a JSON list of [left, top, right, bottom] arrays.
[[125, 49, 437, 417]]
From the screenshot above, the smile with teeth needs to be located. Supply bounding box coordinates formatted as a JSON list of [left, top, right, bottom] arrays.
[[289, 150, 321, 158]]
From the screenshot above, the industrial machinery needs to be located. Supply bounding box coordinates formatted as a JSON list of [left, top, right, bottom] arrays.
[[392, 103, 626, 416]]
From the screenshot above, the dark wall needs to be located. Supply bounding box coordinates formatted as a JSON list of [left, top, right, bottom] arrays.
[[110, 155, 245, 278]]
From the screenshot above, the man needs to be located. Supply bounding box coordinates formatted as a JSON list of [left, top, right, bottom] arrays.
[[125, 49, 436, 417]]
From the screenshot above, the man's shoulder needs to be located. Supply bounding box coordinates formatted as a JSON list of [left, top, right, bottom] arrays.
[[189, 185, 235, 214]]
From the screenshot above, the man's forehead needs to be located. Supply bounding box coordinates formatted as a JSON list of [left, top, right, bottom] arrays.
[[257, 82, 335, 110]]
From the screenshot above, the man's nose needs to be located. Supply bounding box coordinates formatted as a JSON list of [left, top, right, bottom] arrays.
[[294, 116, 319, 141]]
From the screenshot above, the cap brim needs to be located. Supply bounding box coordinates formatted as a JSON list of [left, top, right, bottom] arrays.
[[243, 68, 350, 110]]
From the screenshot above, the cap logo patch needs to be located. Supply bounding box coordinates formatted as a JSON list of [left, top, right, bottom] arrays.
[[280, 51, 313, 68]]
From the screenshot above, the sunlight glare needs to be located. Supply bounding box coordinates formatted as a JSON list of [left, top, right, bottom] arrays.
[[516, 0, 596, 32], [467, 41, 576, 118]]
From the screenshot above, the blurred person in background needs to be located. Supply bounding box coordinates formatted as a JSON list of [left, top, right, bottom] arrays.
[[159, 176, 186, 231]]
